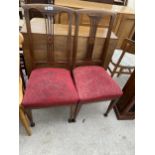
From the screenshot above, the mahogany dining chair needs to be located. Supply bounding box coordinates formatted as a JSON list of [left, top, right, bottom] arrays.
[[21, 4, 79, 126], [70, 9, 123, 122]]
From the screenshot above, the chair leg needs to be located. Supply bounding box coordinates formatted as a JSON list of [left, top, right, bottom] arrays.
[[26, 109, 35, 127], [72, 102, 82, 122], [104, 100, 117, 117], [19, 107, 31, 136], [68, 105, 75, 122], [68, 102, 82, 123]]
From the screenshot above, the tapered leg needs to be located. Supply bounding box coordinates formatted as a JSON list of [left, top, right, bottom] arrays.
[[19, 106, 31, 136], [72, 102, 82, 122], [104, 100, 117, 117], [68, 105, 75, 123], [68, 102, 82, 123], [26, 109, 35, 127]]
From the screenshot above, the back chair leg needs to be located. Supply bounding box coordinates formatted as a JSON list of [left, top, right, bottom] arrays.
[[104, 100, 117, 117], [26, 109, 35, 127]]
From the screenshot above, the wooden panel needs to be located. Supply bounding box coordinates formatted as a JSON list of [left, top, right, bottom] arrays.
[[55, 13, 134, 50], [55, 0, 135, 49], [81, 0, 114, 4], [55, 0, 134, 14], [113, 13, 135, 48]]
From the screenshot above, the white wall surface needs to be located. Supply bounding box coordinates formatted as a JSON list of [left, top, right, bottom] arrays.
[[128, 0, 135, 10]]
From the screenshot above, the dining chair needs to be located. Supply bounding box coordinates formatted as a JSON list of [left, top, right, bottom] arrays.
[[108, 39, 135, 77], [21, 4, 79, 126], [70, 9, 123, 121]]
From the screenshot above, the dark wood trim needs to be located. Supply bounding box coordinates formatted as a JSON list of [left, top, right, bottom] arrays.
[[114, 70, 135, 120]]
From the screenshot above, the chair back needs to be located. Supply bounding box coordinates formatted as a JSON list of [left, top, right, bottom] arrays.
[[72, 9, 116, 68], [22, 4, 73, 71], [121, 39, 135, 54]]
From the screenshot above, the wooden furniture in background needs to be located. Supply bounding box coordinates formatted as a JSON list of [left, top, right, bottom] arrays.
[[19, 33, 31, 136], [115, 70, 135, 119], [22, 4, 79, 125], [25, 0, 54, 4], [108, 38, 135, 77], [70, 9, 123, 121], [19, 33, 27, 89], [55, 0, 135, 48], [81, 0, 114, 4], [104, 70, 135, 119], [19, 76, 32, 136]]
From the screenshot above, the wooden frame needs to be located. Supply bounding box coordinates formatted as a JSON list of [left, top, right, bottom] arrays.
[[108, 38, 135, 77], [23, 4, 74, 72], [72, 9, 116, 68]]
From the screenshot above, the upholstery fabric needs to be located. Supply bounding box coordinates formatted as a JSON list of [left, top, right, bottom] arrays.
[[22, 68, 79, 108], [112, 49, 135, 67], [73, 66, 123, 103]]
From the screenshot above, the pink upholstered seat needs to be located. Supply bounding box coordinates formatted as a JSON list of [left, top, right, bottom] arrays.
[[22, 68, 79, 108], [73, 66, 123, 103]]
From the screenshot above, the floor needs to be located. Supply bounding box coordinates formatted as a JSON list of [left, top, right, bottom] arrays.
[[19, 75, 135, 155]]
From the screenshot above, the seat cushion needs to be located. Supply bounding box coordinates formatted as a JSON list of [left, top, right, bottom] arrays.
[[22, 68, 79, 108], [73, 66, 123, 102], [112, 49, 135, 67]]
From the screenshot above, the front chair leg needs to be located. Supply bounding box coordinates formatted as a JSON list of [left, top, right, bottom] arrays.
[[26, 109, 35, 127], [104, 100, 117, 117], [68, 105, 75, 123], [68, 102, 82, 123]]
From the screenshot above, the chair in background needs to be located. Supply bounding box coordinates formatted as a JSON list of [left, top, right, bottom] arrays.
[[21, 4, 79, 126], [19, 76, 32, 136], [70, 9, 123, 121], [19, 33, 31, 136], [19, 33, 28, 89], [108, 39, 135, 77]]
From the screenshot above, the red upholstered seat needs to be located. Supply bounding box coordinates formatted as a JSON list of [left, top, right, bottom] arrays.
[[22, 68, 79, 108], [73, 66, 123, 103]]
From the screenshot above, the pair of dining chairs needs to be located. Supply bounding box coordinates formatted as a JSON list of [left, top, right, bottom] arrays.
[[21, 4, 123, 134]]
